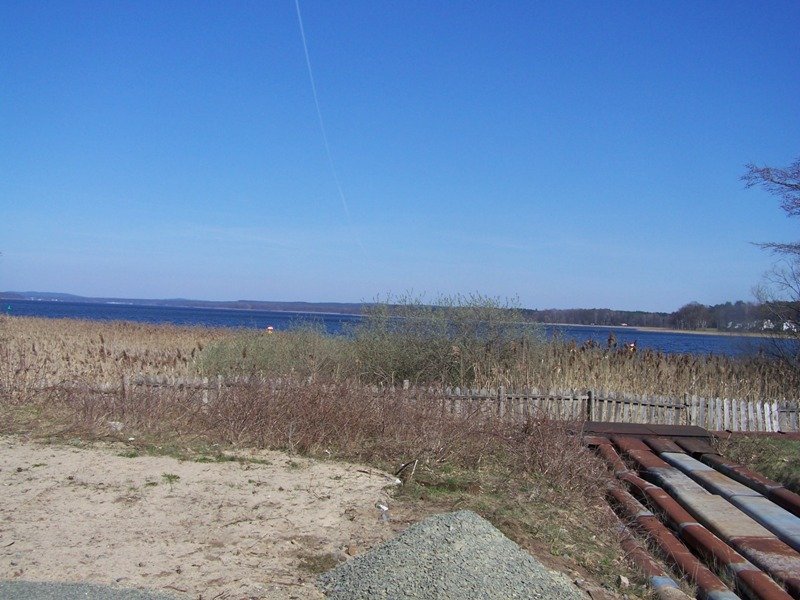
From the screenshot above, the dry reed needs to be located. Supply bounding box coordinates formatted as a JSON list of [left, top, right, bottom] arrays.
[[1, 315, 795, 403]]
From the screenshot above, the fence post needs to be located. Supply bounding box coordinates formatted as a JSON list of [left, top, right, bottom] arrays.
[[683, 393, 690, 426], [586, 390, 593, 422]]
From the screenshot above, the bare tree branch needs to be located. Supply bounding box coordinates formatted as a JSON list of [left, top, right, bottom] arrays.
[[744, 156, 800, 372], [743, 158, 800, 218]]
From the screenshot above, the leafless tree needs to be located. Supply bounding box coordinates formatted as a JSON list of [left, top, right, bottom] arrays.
[[743, 157, 800, 255], [744, 157, 800, 370]]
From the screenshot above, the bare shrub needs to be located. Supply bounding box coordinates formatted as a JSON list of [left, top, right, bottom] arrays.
[[352, 294, 544, 387]]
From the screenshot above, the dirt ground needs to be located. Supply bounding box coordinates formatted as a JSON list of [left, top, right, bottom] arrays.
[[0, 436, 409, 599]]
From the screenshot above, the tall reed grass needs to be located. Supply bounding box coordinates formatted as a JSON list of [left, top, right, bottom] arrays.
[[2, 296, 797, 402], [192, 295, 796, 400]]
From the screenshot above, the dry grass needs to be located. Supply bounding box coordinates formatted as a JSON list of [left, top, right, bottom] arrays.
[[2, 314, 794, 404], [0, 315, 660, 596], [0, 315, 229, 395], [528, 342, 798, 400], [0, 379, 642, 595], [198, 331, 795, 401]]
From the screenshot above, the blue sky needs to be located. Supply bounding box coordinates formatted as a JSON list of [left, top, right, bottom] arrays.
[[1, 1, 798, 312]]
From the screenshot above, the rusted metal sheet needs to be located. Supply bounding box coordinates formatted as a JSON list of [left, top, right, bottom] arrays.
[[607, 487, 741, 600], [584, 421, 711, 438]]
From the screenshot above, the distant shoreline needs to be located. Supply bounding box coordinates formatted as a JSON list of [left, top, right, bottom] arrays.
[[628, 325, 773, 338], [551, 322, 773, 339]]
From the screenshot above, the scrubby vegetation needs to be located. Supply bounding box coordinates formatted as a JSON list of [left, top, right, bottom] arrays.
[[196, 295, 796, 399], [1, 297, 795, 598], [2, 294, 797, 400], [0, 303, 658, 596]]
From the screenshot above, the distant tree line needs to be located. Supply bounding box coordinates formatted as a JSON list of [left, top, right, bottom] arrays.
[[521, 300, 797, 332], [521, 308, 671, 328]]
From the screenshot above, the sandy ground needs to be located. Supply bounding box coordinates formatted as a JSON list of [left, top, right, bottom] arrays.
[[0, 436, 407, 599]]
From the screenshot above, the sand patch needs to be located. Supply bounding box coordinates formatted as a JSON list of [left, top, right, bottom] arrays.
[[0, 436, 403, 599]]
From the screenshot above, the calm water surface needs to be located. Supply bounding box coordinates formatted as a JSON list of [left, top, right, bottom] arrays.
[[2, 299, 772, 358]]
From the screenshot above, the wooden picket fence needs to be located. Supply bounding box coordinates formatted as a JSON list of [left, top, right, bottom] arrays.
[[440, 386, 799, 433], [30, 375, 800, 433]]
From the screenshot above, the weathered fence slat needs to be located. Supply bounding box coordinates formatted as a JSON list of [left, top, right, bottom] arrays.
[[23, 376, 799, 432]]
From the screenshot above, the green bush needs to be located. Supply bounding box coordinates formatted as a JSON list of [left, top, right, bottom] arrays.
[[195, 324, 352, 381], [351, 294, 544, 387], [195, 295, 544, 388]]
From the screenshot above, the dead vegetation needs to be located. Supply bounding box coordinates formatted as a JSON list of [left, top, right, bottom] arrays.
[[3, 310, 795, 403], [0, 314, 662, 597], [5, 309, 791, 598]]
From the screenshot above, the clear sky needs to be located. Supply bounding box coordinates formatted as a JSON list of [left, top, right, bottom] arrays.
[[1, 1, 798, 312]]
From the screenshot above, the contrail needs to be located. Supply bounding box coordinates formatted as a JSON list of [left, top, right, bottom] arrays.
[[294, 0, 365, 253]]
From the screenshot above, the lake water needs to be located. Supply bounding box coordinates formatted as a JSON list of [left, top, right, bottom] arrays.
[[2, 299, 773, 358]]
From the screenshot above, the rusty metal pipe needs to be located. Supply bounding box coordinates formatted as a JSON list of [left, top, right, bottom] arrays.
[[616, 523, 694, 600], [701, 454, 800, 520], [659, 452, 800, 553], [618, 447, 800, 596], [598, 442, 798, 600], [607, 486, 740, 600]]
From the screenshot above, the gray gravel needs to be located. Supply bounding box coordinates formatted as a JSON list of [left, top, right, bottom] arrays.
[[318, 510, 586, 600], [0, 581, 180, 600]]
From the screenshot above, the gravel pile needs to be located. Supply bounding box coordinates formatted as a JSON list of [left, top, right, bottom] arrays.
[[318, 510, 586, 599]]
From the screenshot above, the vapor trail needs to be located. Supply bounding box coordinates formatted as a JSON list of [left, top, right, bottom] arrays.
[[294, 0, 364, 253]]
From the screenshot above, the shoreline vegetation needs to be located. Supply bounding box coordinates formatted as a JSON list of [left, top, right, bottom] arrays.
[[2, 295, 796, 401], [0, 297, 795, 599]]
